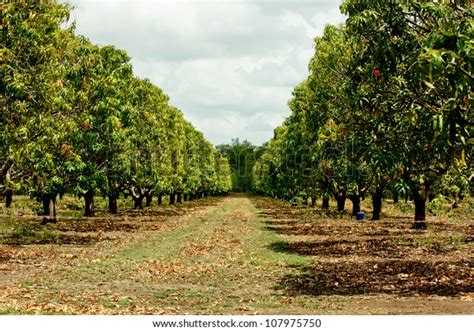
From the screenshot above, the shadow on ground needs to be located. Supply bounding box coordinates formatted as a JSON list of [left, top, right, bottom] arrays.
[[269, 237, 460, 258], [0, 232, 104, 246], [256, 197, 474, 298], [277, 259, 473, 296]]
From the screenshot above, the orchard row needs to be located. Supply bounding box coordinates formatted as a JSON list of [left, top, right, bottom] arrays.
[[253, 0, 472, 228], [1, 0, 232, 219]]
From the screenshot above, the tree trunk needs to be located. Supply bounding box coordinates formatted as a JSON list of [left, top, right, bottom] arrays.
[[145, 193, 153, 207], [177, 192, 182, 203], [41, 195, 57, 224], [349, 194, 361, 216], [84, 190, 94, 217], [157, 195, 163, 206], [336, 193, 346, 212], [133, 195, 144, 209], [452, 194, 458, 209], [108, 194, 118, 214], [51, 197, 56, 221], [413, 186, 427, 230], [322, 197, 329, 209], [5, 189, 13, 208], [42, 196, 51, 216], [393, 191, 399, 204], [183, 193, 188, 202], [302, 195, 308, 206], [311, 196, 316, 207], [371, 186, 384, 221], [107, 177, 118, 214], [169, 193, 175, 205]]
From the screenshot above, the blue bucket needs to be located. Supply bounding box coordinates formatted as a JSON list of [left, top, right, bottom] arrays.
[[356, 212, 365, 221]]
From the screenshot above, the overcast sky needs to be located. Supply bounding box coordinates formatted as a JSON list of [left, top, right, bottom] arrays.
[[65, 0, 345, 146]]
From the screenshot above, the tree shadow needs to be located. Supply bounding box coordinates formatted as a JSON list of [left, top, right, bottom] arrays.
[[263, 219, 299, 226], [258, 198, 474, 297], [1, 232, 104, 246], [277, 259, 473, 297], [269, 237, 459, 258], [54, 219, 140, 232], [264, 224, 412, 237]]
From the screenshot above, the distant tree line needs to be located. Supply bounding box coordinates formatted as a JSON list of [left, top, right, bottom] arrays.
[[217, 139, 265, 193]]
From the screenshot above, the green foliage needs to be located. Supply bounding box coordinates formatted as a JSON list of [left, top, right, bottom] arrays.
[[253, 0, 473, 223], [1, 0, 231, 214], [1, 0, 75, 198], [427, 195, 447, 216], [394, 201, 414, 215], [217, 138, 262, 192]]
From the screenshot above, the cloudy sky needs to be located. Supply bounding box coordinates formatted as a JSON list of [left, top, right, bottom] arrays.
[[65, 0, 345, 145]]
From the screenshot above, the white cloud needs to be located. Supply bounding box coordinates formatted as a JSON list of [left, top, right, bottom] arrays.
[[64, 0, 345, 145]]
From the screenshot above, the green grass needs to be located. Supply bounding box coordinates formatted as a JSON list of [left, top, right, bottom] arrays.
[[0, 194, 156, 219], [0, 217, 59, 245], [3, 196, 317, 314], [0, 307, 21, 315]]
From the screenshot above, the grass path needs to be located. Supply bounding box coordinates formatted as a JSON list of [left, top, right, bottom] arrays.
[[0, 195, 316, 314], [0, 194, 472, 314]]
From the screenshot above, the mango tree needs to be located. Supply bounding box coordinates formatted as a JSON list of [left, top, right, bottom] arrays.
[[341, 0, 473, 228], [67, 42, 134, 216], [0, 0, 72, 213], [125, 78, 171, 209]]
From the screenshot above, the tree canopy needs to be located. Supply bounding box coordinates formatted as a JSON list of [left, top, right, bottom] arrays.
[[217, 139, 264, 193], [1, 0, 232, 219], [252, 0, 473, 228]]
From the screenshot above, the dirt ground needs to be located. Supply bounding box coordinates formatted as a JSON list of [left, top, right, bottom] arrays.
[[0, 194, 472, 314], [254, 197, 473, 314]]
